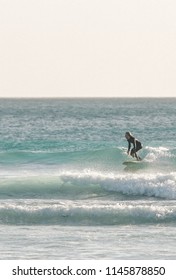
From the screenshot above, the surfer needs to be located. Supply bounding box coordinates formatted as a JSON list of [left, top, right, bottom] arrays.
[[125, 132, 142, 161]]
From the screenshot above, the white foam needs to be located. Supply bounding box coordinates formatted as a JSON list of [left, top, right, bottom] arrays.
[[0, 199, 176, 225], [60, 170, 176, 200], [145, 146, 172, 162]]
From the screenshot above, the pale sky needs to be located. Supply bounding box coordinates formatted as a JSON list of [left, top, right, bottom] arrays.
[[0, 0, 176, 98]]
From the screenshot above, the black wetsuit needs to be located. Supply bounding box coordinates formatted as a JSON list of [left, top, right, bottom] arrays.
[[127, 135, 142, 157]]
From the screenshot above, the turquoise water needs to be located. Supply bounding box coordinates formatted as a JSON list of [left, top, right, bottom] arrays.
[[0, 98, 176, 259]]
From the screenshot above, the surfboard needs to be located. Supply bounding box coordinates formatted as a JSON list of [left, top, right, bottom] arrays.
[[122, 159, 146, 171], [123, 160, 142, 166]]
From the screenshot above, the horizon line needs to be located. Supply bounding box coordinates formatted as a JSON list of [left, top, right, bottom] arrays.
[[0, 96, 175, 99]]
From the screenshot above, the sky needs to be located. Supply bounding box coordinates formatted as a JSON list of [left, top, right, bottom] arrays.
[[0, 0, 176, 98]]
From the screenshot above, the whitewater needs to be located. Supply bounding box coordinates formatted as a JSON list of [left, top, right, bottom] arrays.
[[0, 98, 176, 259]]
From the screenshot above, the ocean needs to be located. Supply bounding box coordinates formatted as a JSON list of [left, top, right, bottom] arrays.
[[0, 98, 176, 259]]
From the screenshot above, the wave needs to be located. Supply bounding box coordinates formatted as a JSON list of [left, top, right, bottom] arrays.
[[59, 171, 176, 200], [144, 146, 176, 161], [0, 147, 122, 167], [0, 199, 176, 226], [0, 170, 176, 200], [0, 146, 176, 170]]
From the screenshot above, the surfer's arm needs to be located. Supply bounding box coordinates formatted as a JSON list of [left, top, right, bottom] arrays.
[[127, 141, 131, 154]]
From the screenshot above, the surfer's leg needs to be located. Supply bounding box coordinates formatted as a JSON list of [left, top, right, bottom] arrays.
[[134, 152, 140, 160], [130, 148, 136, 158], [135, 145, 142, 161], [131, 148, 141, 161], [136, 156, 142, 161]]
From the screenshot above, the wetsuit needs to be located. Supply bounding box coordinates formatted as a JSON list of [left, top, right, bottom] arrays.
[[127, 135, 142, 158]]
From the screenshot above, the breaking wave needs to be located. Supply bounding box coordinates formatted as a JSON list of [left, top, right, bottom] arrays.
[[0, 199, 176, 226]]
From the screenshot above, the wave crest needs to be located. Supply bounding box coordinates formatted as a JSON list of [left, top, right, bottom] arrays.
[[0, 170, 176, 200], [0, 200, 175, 226]]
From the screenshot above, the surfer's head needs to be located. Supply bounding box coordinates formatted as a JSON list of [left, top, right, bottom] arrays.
[[125, 131, 132, 139]]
